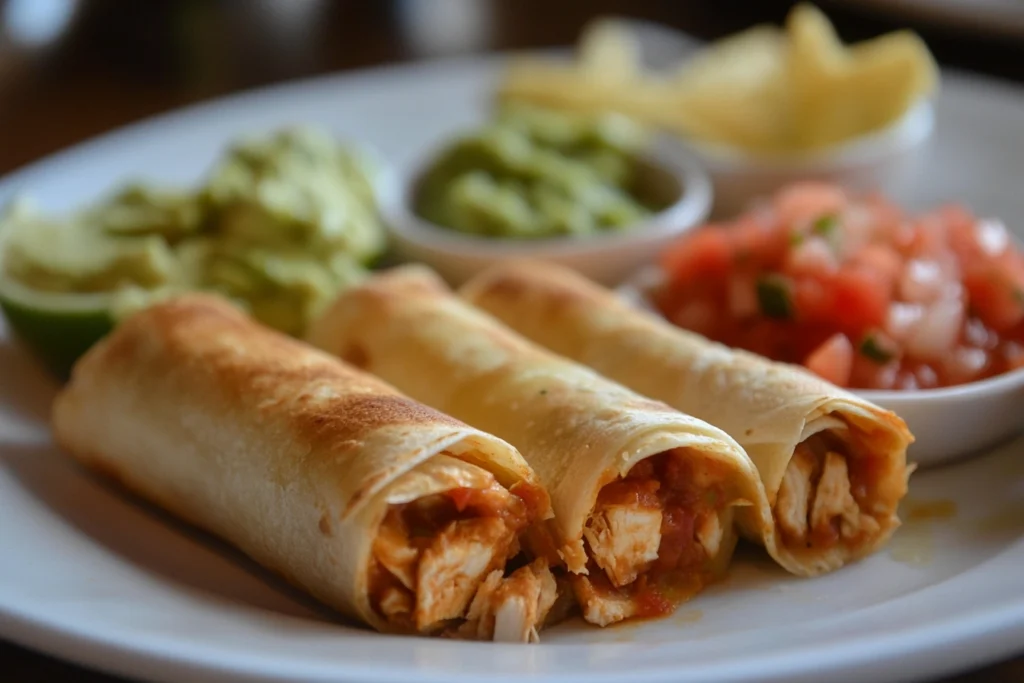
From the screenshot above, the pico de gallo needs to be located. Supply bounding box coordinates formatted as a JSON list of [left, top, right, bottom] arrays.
[[654, 182, 1024, 390]]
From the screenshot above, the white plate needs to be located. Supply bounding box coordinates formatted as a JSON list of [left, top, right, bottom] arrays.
[[2, 47, 1024, 683]]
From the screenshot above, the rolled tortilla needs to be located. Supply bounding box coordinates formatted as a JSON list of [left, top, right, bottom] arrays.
[[462, 261, 913, 576], [308, 265, 767, 626], [52, 294, 557, 641]]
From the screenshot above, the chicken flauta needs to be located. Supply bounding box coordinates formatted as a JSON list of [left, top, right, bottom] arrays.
[[369, 454, 556, 641], [571, 448, 735, 627], [776, 419, 883, 552]]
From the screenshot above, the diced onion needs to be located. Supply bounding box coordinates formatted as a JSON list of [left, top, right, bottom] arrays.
[[899, 259, 944, 303], [785, 237, 837, 276], [975, 218, 1010, 258], [963, 318, 998, 350], [906, 298, 965, 361], [895, 372, 919, 390], [945, 347, 989, 382], [874, 361, 900, 390], [885, 302, 925, 342], [914, 364, 939, 389]]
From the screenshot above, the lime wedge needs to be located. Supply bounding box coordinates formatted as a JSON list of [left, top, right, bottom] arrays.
[[0, 275, 114, 380]]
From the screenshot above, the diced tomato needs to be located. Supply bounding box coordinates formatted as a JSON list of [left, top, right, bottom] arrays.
[[726, 275, 759, 319], [793, 276, 835, 323], [653, 183, 1024, 390], [661, 228, 732, 285], [905, 216, 950, 257], [964, 266, 1024, 332], [597, 479, 661, 509], [508, 481, 547, 522], [633, 578, 674, 618], [653, 505, 697, 573], [1003, 341, 1024, 370], [861, 192, 906, 238], [849, 244, 903, 290], [948, 210, 989, 263], [849, 354, 899, 390], [662, 453, 701, 498], [670, 297, 720, 336], [892, 221, 917, 253], [831, 266, 890, 333], [774, 182, 847, 228], [732, 215, 789, 269], [447, 487, 475, 512], [935, 204, 976, 234], [804, 333, 854, 387], [735, 319, 793, 363]]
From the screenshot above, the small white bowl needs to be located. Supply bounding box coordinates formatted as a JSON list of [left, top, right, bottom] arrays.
[[859, 372, 1024, 467], [619, 266, 1024, 468], [672, 101, 936, 218], [383, 144, 712, 285]]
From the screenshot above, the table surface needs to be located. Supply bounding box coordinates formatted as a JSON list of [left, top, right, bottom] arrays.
[[1, 0, 1022, 680]]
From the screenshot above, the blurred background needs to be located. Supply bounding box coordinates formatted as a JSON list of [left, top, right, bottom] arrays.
[[2, 0, 1024, 178]]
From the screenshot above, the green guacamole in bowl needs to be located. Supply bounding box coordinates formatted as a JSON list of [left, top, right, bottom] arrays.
[[414, 105, 670, 239]]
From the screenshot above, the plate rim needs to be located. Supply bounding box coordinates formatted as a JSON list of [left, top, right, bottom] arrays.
[[2, 541, 1023, 683]]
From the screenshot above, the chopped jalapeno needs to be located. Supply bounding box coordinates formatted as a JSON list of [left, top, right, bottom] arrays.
[[812, 214, 839, 236], [812, 214, 842, 252], [756, 275, 793, 319], [860, 333, 895, 363]]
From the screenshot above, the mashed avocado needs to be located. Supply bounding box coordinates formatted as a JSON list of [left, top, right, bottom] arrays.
[[87, 184, 204, 242], [203, 127, 384, 262], [0, 127, 384, 347], [415, 105, 661, 238]]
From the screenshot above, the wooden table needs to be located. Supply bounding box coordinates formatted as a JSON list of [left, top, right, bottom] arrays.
[[1, 1, 1022, 680]]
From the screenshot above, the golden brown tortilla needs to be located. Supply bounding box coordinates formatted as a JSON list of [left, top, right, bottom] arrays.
[[52, 294, 556, 640], [461, 261, 913, 576], [309, 266, 768, 625]]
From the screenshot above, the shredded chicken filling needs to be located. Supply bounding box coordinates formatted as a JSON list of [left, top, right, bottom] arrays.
[[575, 450, 731, 627], [776, 431, 881, 551], [458, 558, 559, 642], [369, 464, 547, 640]]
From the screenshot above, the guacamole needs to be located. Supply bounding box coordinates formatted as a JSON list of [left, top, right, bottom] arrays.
[[414, 105, 661, 239], [0, 127, 385, 345]]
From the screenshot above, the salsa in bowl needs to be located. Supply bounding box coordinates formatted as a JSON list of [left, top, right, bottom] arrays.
[[651, 182, 1024, 390], [628, 181, 1024, 464]]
